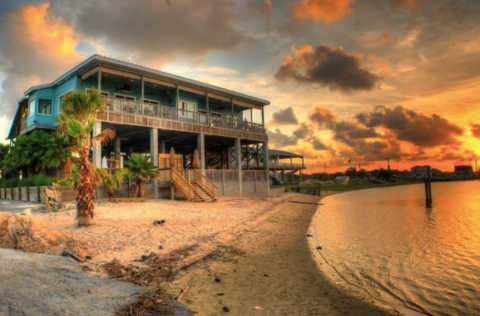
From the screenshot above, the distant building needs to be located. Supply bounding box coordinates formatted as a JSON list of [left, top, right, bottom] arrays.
[[334, 175, 350, 183], [454, 165, 473, 175], [411, 165, 432, 179]]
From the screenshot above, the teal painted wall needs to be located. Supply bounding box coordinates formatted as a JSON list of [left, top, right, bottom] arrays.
[[26, 75, 77, 128]]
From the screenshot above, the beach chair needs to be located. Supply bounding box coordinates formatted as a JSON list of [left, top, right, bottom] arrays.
[[44, 185, 64, 212]]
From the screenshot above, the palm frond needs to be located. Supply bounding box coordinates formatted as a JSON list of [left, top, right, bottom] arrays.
[[94, 128, 115, 145], [86, 159, 102, 185]]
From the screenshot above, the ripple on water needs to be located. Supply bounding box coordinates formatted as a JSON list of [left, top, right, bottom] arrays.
[[314, 182, 480, 316]]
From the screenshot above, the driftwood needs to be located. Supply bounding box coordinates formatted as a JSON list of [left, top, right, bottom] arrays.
[[177, 285, 190, 302]]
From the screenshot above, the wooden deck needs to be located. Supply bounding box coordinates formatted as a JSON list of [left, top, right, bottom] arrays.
[[96, 110, 268, 142]]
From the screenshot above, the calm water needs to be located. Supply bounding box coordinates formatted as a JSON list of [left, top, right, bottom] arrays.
[[313, 181, 480, 316]]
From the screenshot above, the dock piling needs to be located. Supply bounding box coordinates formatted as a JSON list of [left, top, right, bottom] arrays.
[[425, 166, 433, 208]]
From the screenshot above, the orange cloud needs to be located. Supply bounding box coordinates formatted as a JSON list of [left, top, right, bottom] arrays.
[[291, 0, 355, 24], [0, 3, 82, 119], [367, 54, 391, 76], [360, 31, 391, 48], [10, 3, 81, 63]]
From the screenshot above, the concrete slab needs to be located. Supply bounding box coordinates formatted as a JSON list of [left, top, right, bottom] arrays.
[[0, 248, 143, 316], [0, 200, 44, 213]]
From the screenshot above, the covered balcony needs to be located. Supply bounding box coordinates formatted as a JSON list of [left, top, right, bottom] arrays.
[[80, 65, 267, 141]]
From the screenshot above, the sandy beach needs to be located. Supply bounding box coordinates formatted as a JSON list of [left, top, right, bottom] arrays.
[[163, 193, 397, 316], [2, 193, 399, 315]]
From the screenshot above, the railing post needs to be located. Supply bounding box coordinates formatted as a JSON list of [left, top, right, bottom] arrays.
[[222, 169, 226, 196], [170, 168, 174, 200]]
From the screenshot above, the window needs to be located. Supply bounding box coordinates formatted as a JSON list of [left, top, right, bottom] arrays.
[[38, 99, 52, 115], [143, 99, 159, 105], [29, 100, 35, 117], [59, 91, 73, 110], [179, 101, 195, 119], [115, 94, 135, 101]]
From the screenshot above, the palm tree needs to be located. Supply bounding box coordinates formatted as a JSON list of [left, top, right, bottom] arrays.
[[56, 88, 114, 226], [99, 168, 129, 200], [125, 154, 158, 198], [43, 133, 70, 178]]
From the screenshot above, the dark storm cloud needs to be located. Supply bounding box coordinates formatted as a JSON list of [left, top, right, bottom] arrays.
[[270, 107, 298, 125], [268, 128, 297, 147], [307, 106, 466, 163], [49, 0, 245, 64], [356, 105, 464, 147], [309, 108, 336, 128], [275, 45, 380, 93], [471, 124, 480, 139], [268, 123, 328, 150]]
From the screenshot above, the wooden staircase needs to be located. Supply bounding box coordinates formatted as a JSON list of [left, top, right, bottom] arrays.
[[191, 181, 217, 202], [171, 168, 217, 202]]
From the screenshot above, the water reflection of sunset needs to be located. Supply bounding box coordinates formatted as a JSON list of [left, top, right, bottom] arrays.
[[314, 181, 480, 316]]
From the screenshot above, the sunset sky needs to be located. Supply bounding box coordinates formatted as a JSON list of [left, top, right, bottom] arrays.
[[1, 0, 479, 173]]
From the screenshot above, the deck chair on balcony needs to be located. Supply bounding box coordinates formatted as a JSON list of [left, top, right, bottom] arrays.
[[44, 184, 64, 213]]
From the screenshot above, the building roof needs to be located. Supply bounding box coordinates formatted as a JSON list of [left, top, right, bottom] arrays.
[[24, 55, 270, 106], [269, 149, 304, 159]]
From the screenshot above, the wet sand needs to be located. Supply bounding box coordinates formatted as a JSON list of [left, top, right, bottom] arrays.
[[164, 193, 398, 316]]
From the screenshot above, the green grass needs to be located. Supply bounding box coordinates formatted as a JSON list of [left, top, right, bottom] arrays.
[[0, 175, 57, 188], [285, 180, 420, 192]]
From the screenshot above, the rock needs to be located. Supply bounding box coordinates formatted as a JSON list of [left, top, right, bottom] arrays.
[[215, 277, 221, 283], [223, 306, 230, 312]]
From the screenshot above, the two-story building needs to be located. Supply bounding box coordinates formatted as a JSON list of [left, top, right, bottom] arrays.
[[7, 55, 271, 200]]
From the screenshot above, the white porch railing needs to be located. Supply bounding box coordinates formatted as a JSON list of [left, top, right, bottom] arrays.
[[103, 96, 266, 134]]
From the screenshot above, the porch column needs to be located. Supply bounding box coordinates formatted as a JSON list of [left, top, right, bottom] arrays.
[[150, 128, 159, 198], [175, 84, 179, 108], [226, 147, 231, 169], [160, 140, 166, 154], [197, 133, 206, 173], [98, 68, 102, 91], [263, 141, 270, 196], [231, 98, 234, 119], [141, 76, 145, 103], [206, 93, 210, 125], [261, 106, 265, 127], [250, 109, 253, 123], [92, 121, 102, 168], [235, 138, 242, 197], [300, 169, 303, 183]]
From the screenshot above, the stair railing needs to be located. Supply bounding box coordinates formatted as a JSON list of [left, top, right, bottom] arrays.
[[195, 170, 218, 198], [171, 168, 197, 201]]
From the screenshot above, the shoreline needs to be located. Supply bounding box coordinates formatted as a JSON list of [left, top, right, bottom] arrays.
[[164, 192, 398, 315], [2, 191, 400, 315], [307, 192, 401, 315]]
